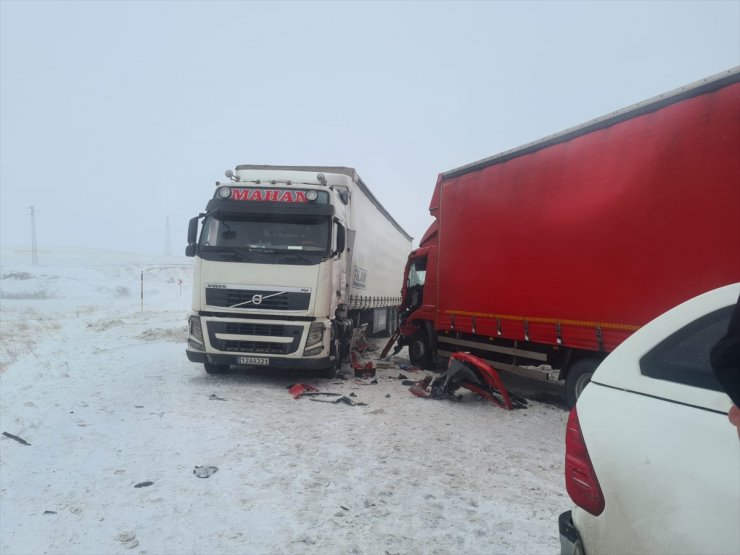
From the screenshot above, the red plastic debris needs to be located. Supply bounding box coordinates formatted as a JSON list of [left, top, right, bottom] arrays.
[[406, 354, 521, 411], [354, 366, 376, 378], [408, 376, 433, 398], [450, 352, 514, 410], [288, 383, 319, 399], [350, 351, 376, 377]]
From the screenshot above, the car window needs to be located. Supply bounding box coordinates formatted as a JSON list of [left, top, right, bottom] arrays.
[[640, 306, 732, 391]]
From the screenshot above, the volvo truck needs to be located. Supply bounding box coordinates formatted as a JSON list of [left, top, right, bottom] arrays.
[[186, 165, 412, 376]]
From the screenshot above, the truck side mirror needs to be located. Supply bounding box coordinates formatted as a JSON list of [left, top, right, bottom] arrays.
[[186, 217, 199, 257]]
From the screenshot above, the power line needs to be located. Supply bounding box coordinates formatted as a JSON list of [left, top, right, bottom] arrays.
[[165, 216, 172, 256], [28, 206, 39, 265]]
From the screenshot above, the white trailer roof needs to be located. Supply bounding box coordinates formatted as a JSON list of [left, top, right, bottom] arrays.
[[234, 165, 412, 241]]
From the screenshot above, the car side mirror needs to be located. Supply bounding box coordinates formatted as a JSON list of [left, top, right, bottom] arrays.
[[185, 244, 196, 257]]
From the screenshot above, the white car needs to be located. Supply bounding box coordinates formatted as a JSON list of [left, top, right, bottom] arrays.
[[559, 283, 740, 555]]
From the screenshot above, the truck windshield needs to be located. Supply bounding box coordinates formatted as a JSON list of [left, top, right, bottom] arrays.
[[199, 214, 331, 256]]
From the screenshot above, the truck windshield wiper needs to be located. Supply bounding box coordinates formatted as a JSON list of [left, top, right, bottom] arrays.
[[246, 246, 280, 254], [278, 252, 312, 264], [202, 246, 244, 260]]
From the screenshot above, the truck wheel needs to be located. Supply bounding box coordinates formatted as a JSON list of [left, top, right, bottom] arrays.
[[319, 339, 342, 379], [409, 333, 433, 369], [332, 339, 343, 369], [565, 359, 600, 407], [204, 363, 229, 374]]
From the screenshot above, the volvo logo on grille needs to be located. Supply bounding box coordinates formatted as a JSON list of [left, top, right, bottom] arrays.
[[227, 290, 288, 309]]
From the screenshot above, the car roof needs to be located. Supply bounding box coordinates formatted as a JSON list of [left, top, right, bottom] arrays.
[[592, 282, 740, 412]]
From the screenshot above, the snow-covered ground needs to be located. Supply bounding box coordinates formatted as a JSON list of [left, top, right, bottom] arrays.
[[0, 246, 569, 555]]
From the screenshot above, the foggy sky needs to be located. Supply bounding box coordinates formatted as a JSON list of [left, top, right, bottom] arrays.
[[1, 1, 738, 255]]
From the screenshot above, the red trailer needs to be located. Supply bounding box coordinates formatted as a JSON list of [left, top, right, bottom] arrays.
[[397, 67, 740, 406]]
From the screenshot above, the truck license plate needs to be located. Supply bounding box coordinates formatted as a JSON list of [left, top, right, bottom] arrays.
[[237, 356, 269, 366]]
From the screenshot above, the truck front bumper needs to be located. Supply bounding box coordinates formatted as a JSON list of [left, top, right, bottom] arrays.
[[558, 511, 585, 555], [186, 349, 332, 370]]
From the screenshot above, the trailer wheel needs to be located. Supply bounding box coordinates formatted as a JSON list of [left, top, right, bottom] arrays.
[[409, 332, 433, 369], [565, 359, 600, 407], [204, 363, 229, 374]]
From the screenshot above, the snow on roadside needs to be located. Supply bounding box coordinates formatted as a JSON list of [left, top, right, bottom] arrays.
[[1, 247, 569, 555]]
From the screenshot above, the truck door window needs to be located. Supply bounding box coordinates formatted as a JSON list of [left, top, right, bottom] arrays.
[[403, 258, 427, 311], [200, 218, 221, 246], [408, 260, 427, 287]]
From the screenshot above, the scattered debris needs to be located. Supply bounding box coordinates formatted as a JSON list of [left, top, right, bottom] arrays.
[[407, 353, 527, 410], [409, 375, 433, 398], [43, 511, 56, 515], [353, 365, 376, 378], [134, 405, 144, 409], [385, 394, 391, 398], [2, 432, 30, 446], [115, 531, 139, 550], [401, 380, 417, 386], [209, 394, 226, 401], [379, 329, 401, 359], [289, 383, 318, 399], [134, 481, 154, 488], [350, 324, 370, 352], [340, 505, 349, 511], [310, 396, 367, 407], [398, 363, 420, 372], [375, 361, 394, 368], [193, 465, 219, 478], [351, 351, 376, 377], [349, 392, 357, 397], [289, 384, 343, 399]]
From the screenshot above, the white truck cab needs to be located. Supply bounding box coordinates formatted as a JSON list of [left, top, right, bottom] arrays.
[[185, 165, 412, 377]]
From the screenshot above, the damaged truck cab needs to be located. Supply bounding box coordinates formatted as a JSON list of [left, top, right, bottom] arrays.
[[186, 165, 411, 377]]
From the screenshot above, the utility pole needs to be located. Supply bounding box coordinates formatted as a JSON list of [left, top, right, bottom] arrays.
[[165, 216, 172, 256], [28, 206, 39, 265]]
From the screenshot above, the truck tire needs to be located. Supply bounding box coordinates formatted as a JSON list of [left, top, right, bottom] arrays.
[[565, 359, 601, 407], [319, 339, 342, 379], [204, 363, 229, 374], [408, 332, 433, 369]]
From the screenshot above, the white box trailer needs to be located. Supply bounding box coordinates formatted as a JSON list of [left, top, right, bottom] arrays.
[[185, 165, 412, 377]]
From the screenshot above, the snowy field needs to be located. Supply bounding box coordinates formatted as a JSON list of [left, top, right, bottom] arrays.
[[0, 247, 569, 555]]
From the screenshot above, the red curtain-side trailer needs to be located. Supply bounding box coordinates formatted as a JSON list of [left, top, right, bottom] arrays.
[[397, 67, 740, 406]]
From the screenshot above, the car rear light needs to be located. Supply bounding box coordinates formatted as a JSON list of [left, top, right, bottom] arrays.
[[565, 407, 605, 516]]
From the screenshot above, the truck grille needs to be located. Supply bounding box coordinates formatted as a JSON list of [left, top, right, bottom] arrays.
[[206, 288, 310, 311], [206, 321, 302, 355]]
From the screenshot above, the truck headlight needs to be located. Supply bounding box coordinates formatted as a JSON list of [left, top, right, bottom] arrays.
[[188, 316, 205, 351], [303, 322, 324, 356]]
